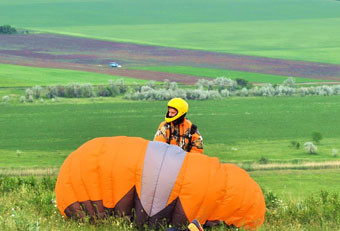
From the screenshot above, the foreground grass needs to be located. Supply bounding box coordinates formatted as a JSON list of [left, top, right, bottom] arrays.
[[0, 64, 147, 87], [0, 176, 339, 230], [129, 66, 324, 84]]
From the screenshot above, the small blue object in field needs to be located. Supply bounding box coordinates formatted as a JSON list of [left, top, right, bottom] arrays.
[[109, 62, 121, 68]]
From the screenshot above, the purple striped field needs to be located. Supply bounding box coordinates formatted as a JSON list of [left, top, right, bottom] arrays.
[[1, 34, 340, 84]]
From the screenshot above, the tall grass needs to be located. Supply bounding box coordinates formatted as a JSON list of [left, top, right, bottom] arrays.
[[0, 176, 339, 230]]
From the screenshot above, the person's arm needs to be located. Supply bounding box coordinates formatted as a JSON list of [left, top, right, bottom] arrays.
[[153, 122, 168, 143], [189, 130, 204, 154]]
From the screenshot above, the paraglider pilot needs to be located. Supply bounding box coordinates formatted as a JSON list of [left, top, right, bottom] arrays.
[[154, 98, 203, 153]]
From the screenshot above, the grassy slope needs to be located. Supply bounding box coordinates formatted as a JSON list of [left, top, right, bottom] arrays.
[[250, 168, 340, 200], [129, 66, 325, 84], [1, 96, 340, 168], [0, 64, 147, 87], [1, 0, 340, 64]]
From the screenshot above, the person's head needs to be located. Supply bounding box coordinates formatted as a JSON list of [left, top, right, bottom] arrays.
[[165, 98, 188, 123]]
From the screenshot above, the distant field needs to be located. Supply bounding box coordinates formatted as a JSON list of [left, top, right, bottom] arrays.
[[1, 96, 340, 168], [1, 35, 339, 84], [0, 64, 147, 87], [130, 66, 324, 84], [1, 0, 340, 64]]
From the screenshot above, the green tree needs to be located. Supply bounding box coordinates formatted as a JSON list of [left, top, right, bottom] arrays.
[[0, 25, 17, 34], [312, 132, 322, 144]]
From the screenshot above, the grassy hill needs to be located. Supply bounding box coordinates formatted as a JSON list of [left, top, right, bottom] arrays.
[[129, 66, 325, 84], [1, 96, 340, 166], [0, 64, 147, 87], [1, 0, 340, 64]]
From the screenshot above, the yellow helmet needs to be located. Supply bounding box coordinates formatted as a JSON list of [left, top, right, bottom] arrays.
[[165, 98, 189, 123]]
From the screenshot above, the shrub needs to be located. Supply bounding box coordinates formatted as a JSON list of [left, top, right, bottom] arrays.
[[315, 86, 333, 96], [25, 88, 33, 99], [296, 142, 300, 149], [108, 80, 125, 96], [235, 78, 250, 88], [290, 141, 300, 149], [0, 25, 17, 34], [312, 132, 322, 144], [220, 89, 230, 97], [80, 83, 95, 97], [304, 142, 318, 154], [214, 77, 237, 91], [46, 85, 58, 98], [19, 96, 26, 103], [259, 84, 275, 96], [2, 95, 9, 103], [283, 77, 296, 88], [275, 85, 295, 96], [109, 79, 127, 94], [207, 90, 221, 99], [264, 191, 284, 209], [332, 148, 338, 157], [162, 79, 170, 90], [27, 95, 34, 103], [259, 156, 268, 164], [169, 82, 178, 91], [132, 82, 142, 92], [298, 87, 309, 96], [195, 79, 208, 90], [186, 89, 203, 100], [56, 85, 66, 97], [332, 85, 340, 95], [32, 86, 42, 99], [146, 80, 156, 89], [239, 88, 249, 97], [65, 83, 80, 98], [97, 85, 112, 97]]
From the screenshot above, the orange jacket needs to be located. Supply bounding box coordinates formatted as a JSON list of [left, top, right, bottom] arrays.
[[154, 118, 203, 154], [55, 136, 265, 229]]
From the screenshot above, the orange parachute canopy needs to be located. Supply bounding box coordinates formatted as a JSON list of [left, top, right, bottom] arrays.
[[55, 136, 265, 229]]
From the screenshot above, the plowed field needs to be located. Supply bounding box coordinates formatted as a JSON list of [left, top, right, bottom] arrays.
[[1, 34, 340, 84]]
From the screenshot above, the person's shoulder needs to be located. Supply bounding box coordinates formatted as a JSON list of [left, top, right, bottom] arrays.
[[184, 118, 194, 127], [158, 121, 168, 128]]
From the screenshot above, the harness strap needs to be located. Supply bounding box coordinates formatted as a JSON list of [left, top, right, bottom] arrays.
[[187, 124, 197, 152], [167, 123, 172, 144], [167, 122, 198, 152]]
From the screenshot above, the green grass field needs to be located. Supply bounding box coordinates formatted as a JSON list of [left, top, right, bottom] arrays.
[[0, 64, 146, 87], [1, 0, 340, 64], [1, 96, 340, 168], [250, 168, 340, 200], [129, 66, 325, 84]]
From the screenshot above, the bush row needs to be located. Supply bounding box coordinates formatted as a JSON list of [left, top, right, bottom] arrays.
[[3, 77, 340, 103]]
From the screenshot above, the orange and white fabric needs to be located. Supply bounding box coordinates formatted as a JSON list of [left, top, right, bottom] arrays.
[[55, 136, 265, 230]]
